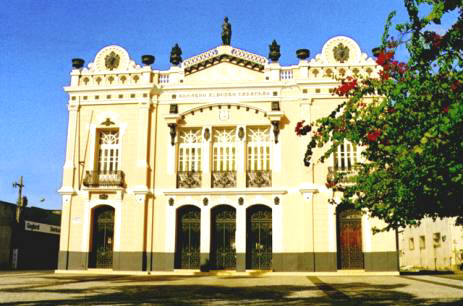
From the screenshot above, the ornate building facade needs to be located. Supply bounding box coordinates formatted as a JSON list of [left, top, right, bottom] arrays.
[[58, 34, 398, 273]]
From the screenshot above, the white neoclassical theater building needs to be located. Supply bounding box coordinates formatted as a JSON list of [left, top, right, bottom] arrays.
[[57, 29, 399, 273]]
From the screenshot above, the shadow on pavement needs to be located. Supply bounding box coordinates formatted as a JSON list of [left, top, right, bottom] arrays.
[[1, 278, 463, 305]]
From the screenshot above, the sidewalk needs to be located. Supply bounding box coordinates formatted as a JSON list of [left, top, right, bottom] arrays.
[[0, 271, 462, 305]]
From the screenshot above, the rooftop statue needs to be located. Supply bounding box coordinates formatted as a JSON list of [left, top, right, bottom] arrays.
[[170, 43, 183, 66], [221, 17, 232, 45]]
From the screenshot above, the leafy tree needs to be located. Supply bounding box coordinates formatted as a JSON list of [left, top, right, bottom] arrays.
[[296, 0, 463, 231]]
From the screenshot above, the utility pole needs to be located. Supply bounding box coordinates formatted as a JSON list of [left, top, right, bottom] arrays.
[[12, 176, 26, 223], [11, 176, 26, 269]]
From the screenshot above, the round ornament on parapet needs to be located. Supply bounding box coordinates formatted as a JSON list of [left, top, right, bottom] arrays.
[[92, 45, 131, 71], [321, 36, 362, 65]]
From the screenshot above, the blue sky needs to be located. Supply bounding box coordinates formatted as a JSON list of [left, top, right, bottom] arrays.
[[0, 1, 413, 209]]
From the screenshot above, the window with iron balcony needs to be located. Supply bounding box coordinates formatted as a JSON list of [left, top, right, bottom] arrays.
[[212, 128, 237, 188], [177, 129, 202, 188], [83, 129, 125, 188], [328, 140, 361, 183], [246, 127, 271, 187]]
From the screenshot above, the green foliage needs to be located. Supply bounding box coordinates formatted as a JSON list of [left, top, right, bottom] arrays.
[[297, 0, 463, 231]]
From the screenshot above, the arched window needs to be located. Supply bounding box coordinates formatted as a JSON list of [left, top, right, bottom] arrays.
[[97, 130, 120, 173]]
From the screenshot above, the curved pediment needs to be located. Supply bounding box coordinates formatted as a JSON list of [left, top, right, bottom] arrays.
[[182, 45, 268, 76], [310, 36, 376, 66]]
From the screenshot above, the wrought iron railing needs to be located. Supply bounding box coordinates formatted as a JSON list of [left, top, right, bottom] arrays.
[[246, 170, 272, 187], [177, 171, 202, 188], [83, 170, 125, 188], [327, 166, 358, 183], [211, 171, 237, 188]]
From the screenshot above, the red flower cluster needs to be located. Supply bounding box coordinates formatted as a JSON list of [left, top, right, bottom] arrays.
[[335, 77, 358, 97], [295, 120, 312, 136], [325, 181, 336, 188], [451, 80, 462, 93], [442, 106, 449, 113], [376, 51, 394, 66], [367, 129, 381, 142], [379, 70, 390, 81], [426, 32, 442, 49], [375, 50, 407, 80]]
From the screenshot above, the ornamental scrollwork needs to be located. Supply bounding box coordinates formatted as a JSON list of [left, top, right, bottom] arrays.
[[247, 170, 272, 187], [212, 171, 237, 188], [177, 171, 201, 188]]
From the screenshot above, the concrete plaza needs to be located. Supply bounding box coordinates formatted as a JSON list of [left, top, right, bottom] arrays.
[[0, 271, 462, 305]]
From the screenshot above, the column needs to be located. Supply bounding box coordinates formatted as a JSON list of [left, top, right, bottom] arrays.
[[200, 207, 211, 269], [236, 205, 246, 271]]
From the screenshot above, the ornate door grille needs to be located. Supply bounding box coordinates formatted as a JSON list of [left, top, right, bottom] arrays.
[[337, 209, 364, 269], [90, 206, 114, 268], [175, 206, 201, 269], [211, 206, 236, 269], [247, 206, 272, 269]]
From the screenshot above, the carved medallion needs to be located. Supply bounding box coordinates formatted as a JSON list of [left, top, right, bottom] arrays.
[[219, 110, 230, 121], [105, 51, 120, 70], [333, 43, 350, 63]]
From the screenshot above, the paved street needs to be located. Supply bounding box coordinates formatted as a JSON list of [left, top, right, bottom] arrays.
[[0, 271, 462, 305]]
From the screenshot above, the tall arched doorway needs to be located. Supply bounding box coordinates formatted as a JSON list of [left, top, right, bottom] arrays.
[[210, 205, 236, 269], [175, 205, 201, 269], [337, 207, 364, 269], [89, 205, 114, 268], [246, 205, 272, 269]]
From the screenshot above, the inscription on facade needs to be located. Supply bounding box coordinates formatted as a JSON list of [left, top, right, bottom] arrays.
[[176, 90, 272, 100]]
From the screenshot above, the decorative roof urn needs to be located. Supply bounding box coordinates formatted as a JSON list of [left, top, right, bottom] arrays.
[[372, 47, 382, 57], [72, 58, 84, 69], [170, 43, 183, 66], [296, 49, 310, 60], [268, 40, 281, 63], [141, 54, 155, 66]]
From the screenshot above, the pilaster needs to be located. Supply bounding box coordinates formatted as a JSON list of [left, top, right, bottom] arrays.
[[202, 126, 211, 188], [62, 103, 79, 188], [236, 125, 246, 188]]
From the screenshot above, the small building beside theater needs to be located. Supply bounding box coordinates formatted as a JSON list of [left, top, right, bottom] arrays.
[[0, 200, 61, 269], [57, 24, 398, 273]]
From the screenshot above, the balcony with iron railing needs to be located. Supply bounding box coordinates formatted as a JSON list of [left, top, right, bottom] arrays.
[[177, 171, 202, 188], [246, 170, 272, 187], [327, 166, 359, 184], [83, 170, 125, 188], [211, 171, 237, 188]]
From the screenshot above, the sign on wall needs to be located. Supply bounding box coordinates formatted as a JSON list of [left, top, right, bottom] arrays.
[[24, 221, 60, 235]]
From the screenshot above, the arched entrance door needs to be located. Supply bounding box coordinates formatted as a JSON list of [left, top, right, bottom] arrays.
[[175, 205, 201, 269], [211, 205, 236, 269], [337, 208, 364, 269], [89, 205, 114, 268], [246, 205, 272, 269]]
